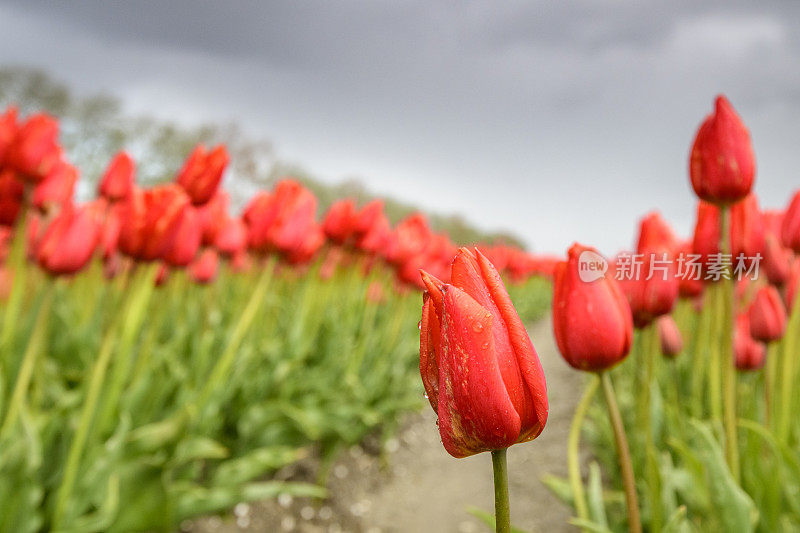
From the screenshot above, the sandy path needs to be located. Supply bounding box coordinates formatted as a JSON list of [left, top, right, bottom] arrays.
[[189, 317, 583, 532]]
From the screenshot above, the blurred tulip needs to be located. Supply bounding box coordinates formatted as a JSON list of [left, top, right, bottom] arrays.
[[782, 190, 800, 253], [118, 184, 191, 262], [176, 144, 229, 205], [734, 313, 766, 371], [323, 199, 357, 244], [0, 169, 24, 226], [98, 151, 135, 202], [35, 203, 102, 275], [163, 205, 202, 267], [785, 259, 799, 312], [244, 179, 324, 264], [637, 211, 679, 255], [31, 161, 77, 212], [552, 244, 633, 371], [0, 106, 18, 165], [689, 95, 755, 205], [763, 233, 792, 286], [215, 216, 247, 257], [618, 252, 679, 329], [99, 203, 122, 260], [386, 213, 431, 265], [5, 113, 62, 183], [419, 248, 548, 458], [657, 315, 683, 358], [748, 285, 787, 343], [197, 190, 229, 246], [190, 248, 219, 284]]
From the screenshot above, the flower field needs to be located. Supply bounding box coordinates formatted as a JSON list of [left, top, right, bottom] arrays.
[[0, 86, 799, 533], [0, 104, 552, 532]]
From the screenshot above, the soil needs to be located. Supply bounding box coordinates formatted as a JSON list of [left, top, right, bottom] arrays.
[[187, 317, 583, 533]]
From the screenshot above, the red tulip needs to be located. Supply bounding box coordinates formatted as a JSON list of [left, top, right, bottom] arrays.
[[0, 169, 24, 226], [763, 233, 792, 287], [176, 144, 229, 205], [734, 313, 766, 371], [162, 205, 202, 267], [244, 180, 324, 264], [100, 203, 122, 260], [98, 151, 135, 202], [657, 315, 683, 358], [0, 106, 18, 166], [31, 161, 77, 212], [5, 113, 62, 183], [323, 199, 357, 244], [748, 285, 787, 343], [215, 216, 247, 257], [782, 190, 800, 253], [689, 95, 755, 205], [637, 211, 678, 255], [619, 252, 679, 328], [353, 200, 384, 236], [35, 203, 102, 275], [419, 248, 548, 458], [197, 190, 229, 246], [553, 244, 633, 371], [356, 211, 391, 254], [386, 213, 432, 265], [118, 184, 191, 262], [190, 248, 219, 284], [784, 259, 799, 312]]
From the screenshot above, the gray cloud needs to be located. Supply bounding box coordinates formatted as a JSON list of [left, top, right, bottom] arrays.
[[1, 0, 799, 254]]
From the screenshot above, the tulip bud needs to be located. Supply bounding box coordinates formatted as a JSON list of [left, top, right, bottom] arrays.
[[35, 203, 102, 275], [748, 285, 787, 343], [657, 315, 683, 358], [176, 144, 229, 205], [419, 248, 548, 458], [637, 211, 678, 255], [689, 95, 755, 205], [98, 151, 135, 202], [734, 313, 766, 371], [782, 190, 800, 253], [553, 244, 633, 371], [618, 253, 679, 329]]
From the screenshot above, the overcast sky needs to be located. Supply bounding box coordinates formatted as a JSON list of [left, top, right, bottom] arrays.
[[1, 1, 799, 254]]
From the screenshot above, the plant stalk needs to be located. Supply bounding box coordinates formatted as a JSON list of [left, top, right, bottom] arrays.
[[568, 375, 599, 527], [491, 448, 510, 533]]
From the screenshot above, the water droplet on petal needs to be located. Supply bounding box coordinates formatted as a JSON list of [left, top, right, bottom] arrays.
[[472, 322, 484, 333]]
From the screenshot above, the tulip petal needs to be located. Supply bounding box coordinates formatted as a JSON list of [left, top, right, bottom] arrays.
[[419, 296, 440, 412], [437, 286, 521, 457], [475, 249, 548, 442]]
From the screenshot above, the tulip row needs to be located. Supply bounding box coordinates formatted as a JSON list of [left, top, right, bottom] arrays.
[[0, 103, 554, 531], [416, 95, 800, 532]]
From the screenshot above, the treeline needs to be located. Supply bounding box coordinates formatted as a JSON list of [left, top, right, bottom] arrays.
[[0, 66, 524, 247]]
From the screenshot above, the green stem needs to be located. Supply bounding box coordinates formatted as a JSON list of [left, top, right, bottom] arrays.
[[691, 303, 711, 418], [764, 342, 777, 427], [642, 323, 662, 532], [777, 294, 800, 443], [52, 265, 155, 528], [491, 448, 510, 533], [568, 375, 599, 526], [0, 286, 53, 437], [708, 282, 723, 425], [194, 257, 275, 410], [719, 206, 739, 481], [600, 372, 642, 533], [0, 206, 30, 356]]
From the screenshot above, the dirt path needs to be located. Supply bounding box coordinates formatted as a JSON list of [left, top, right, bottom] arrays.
[[189, 317, 583, 533]]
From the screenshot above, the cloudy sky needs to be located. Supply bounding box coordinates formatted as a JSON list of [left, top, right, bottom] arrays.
[[1, 1, 798, 254]]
